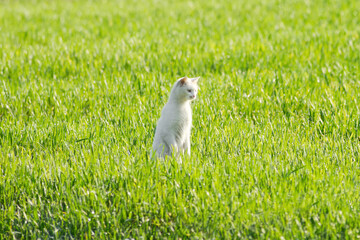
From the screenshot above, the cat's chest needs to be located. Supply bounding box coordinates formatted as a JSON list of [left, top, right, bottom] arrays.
[[165, 104, 192, 126]]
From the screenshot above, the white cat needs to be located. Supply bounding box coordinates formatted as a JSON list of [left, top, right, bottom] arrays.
[[152, 76, 200, 159]]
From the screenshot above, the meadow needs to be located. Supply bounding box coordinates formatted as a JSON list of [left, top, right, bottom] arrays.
[[1, 0, 360, 238]]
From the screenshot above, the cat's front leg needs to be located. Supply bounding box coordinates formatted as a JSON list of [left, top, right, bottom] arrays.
[[164, 135, 179, 157], [183, 135, 191, 156]]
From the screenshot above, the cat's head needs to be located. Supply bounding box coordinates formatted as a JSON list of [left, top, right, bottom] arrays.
[[173, 76, 200, 102]]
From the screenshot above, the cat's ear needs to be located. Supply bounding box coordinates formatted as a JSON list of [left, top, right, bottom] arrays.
[[178, 77, 188, 86], [191, 77, 200, 84]]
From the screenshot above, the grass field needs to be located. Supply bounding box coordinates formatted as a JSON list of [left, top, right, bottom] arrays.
[[1, 0, 360, 238]]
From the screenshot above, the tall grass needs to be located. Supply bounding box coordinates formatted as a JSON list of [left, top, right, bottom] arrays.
[[1, 0, 360, 238]]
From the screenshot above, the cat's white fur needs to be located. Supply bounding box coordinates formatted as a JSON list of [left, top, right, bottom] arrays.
[[152, 76, 200, 159]]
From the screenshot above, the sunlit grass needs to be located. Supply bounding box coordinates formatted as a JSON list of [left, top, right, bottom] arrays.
[[1, 0, 360, 238]]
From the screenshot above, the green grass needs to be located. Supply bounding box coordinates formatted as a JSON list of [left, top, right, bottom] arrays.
[[1, 0, 360, 238]]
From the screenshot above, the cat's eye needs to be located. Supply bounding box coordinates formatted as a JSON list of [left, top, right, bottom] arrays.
[[187, 90, 191, 93]]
